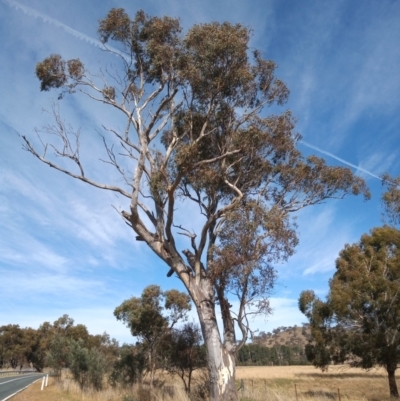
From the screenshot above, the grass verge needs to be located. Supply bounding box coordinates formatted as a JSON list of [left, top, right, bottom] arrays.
[[9, 366, 398, 401]]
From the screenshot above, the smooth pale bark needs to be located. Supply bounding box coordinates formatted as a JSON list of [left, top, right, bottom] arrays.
[[190, 278, 238, 401], [198, 307, 237, 400]]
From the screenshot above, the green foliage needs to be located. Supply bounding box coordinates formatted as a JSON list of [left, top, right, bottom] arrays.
[[114, 286, 167, 341], [110, 344, 146, 387], [0, 313, 118, 383], [237, 344, 309, 366], [35, 54, 67, 91], [46, 334, 70, 377], [0, 325, 25, 369], [69, 339, 108, 391], [161, 323, 206, 393], [114, 285, 191, 341], [114, 285, 191, 386], [69, 340, 90, 388], [382, 174, 400, 226], [299, 225, 400, 397]]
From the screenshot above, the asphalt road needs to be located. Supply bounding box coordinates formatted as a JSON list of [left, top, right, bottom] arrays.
[[0, 373, 46, 401]]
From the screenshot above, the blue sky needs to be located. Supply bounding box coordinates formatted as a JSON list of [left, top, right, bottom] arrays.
[[0, 0, 399, 344]]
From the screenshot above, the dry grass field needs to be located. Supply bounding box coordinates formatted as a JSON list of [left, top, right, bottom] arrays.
[[235, 365, 393, 401], [10, 365, 397, 401]]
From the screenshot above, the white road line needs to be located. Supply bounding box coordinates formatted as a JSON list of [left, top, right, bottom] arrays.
[[0, 375, 38, 386], [1, 378, 41, 401]]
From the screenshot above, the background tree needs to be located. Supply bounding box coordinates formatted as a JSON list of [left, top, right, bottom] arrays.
[[299, 226, 400, 398], [53, 314, 75, 335], [114, 285, 191, 387], [0, 325, 25, 369], [162, 322, 206, 394], [109, 344, 146, 388], [88, 332, 119, 368], [68, 339, 108, 391], [44, 315, 118, 379], [25, 8, 369, 401], [46, 333, 70, 378], [23, 327, 48, 372]]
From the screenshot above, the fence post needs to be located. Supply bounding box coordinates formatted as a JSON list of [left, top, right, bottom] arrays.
[[294, 383, 298, 401], [338, 387, 341, 401], [241, 379, 244, 399]]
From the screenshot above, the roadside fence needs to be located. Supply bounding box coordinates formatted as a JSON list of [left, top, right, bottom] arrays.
[[236, 379, 380, 401]]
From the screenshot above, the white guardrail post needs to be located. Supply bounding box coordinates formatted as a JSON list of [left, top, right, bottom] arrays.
[[41, 376, 45, 390], [45, 374, 49, 387]]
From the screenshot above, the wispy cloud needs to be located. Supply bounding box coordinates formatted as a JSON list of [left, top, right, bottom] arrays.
[[0, 272, 104, 298], [2, 0, 124, 57], [300, 140, 382, 181]]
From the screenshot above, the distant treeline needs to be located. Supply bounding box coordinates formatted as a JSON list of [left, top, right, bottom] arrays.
[[237, 344, 310, 366], [1, 313, 310, 395]]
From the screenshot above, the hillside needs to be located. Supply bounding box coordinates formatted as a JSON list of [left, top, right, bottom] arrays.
[[252, 324, 312, 348]]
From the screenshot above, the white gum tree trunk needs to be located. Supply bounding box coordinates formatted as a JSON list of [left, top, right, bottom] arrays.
[[190, 279, 238, 401]]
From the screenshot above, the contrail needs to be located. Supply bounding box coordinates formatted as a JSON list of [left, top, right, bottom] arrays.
[[299, 140, 382, 181], [3, 0, 124, 57]]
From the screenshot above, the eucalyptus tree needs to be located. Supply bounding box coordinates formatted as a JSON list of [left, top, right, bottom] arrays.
[[24, 8, 369, 400], [114, 285, 191, 387], [162, 322, 206, 394], [0, 325, 25, 369], [299, 226, 400, 398]]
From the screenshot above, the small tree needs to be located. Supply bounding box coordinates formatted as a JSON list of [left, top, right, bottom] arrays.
[[114, 285, 191, 387], [68, 339, 108, 391], [110, 344, 146, 387], [87, 347, 109, 391], [162, 322, 206, 394], [299, 226, 400, 398], [25, 8, 369, 400], [46, 333, 70, 378]]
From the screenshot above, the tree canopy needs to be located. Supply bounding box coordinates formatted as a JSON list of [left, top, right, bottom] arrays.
[[25, 8, 370, 401], [114, 285, 191, 387], [299, 226, 400, 398]]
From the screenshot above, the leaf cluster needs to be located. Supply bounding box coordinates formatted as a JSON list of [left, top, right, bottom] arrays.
[[382, 174, 400, 226], [114, 285, 191, 341]]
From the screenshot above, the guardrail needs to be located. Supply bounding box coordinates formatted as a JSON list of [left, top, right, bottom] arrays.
[[0, 370, 35, 377]]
